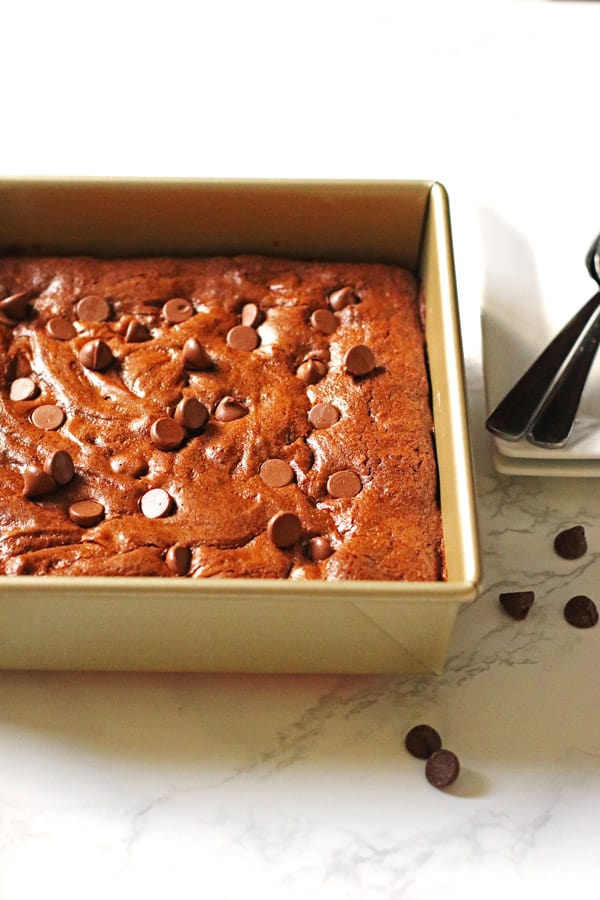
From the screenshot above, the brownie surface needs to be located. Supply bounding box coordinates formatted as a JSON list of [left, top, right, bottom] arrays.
[[0, 255, 444, 579]]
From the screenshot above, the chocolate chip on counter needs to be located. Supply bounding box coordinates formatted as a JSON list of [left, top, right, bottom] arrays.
[[46, 316, 77, 341], [425, 749, 460, 789], [260, 459, 295, 488], [0, 291, 29, 321], [44, 450, 75, 486], [308, 536, 333, 562], [554, 525, 587, 560], [241, 302, 264, 328], [499, 590, 535, 621], [296, 358, 327, 385], [328, 286, 359, 311], [9, 377, 39, 401], [174, 397, 209, 433], [76, 295, 112, 322], [166, 544, 191, 575], [79, 339, 113, 372], [150, 417, 185, 451], [267, 512, 302, 549], [308, 402, 340, 429], [22, 466, 56, 498], [344, 344, 376, 376], [182, 337, 212, 371], [405, 724, 443, 760], [310, 309, 338, 335], [214, 396, 248, 422], [30, 404, 65, 431], [140, 488, 173, 519], [68, 499, 105, 528], [125, 319, 151, 343], [162, 298, 194, 324], [564, 595, 598, 629], [327, 470, 362, 499], [227, 324, 259, 352]]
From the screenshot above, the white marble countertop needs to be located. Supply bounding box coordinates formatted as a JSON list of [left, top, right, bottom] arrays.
[[3, 1, 600, 896]]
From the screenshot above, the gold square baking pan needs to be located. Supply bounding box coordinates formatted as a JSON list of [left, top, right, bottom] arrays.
[[0, 178, 480, 673]]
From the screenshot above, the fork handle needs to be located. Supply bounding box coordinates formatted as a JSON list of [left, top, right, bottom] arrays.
[[527, 308, 600, 447], [485, 292, 600, 440]]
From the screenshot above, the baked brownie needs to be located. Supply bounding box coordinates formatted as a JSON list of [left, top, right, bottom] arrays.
[[0, 255, 444, 579]]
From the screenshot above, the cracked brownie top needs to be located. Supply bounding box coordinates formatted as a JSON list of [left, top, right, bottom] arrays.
[[0, 254, 444, 580]]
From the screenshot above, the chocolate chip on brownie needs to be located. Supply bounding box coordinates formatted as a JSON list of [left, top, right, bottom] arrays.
[[150, 417, 185, 451], [46, 316, 77, 341], [310, 309, 338, 335], [23, 466, 56, 498], [240, 303, 264, 328], [0, 291, 29, 321], [296, 358, 327, 384], [499, 590, 535, 621], [327, 470, 362, 499], [30, 404, 65, 431], [140, 488, 173, 519], [166, 545, 191, 575], [260, 459, 295, 488], [77, 295, 112, 322], [68, 499, 105, 528], [162, 298, 193, 324], [79, 339, 113, 372], [564, 595, 598, 628], [405, 724, 443, 759], [267, 512, 302, 549], [174, 397, 209, 432], [9, 377, 38, 401], [344, 345, 376, 377], [44, 450, 75, 486], [308, 402, 340, 429], [182, 338, 212, 370], [227, 325, 259, 352], [554, 525, 587, 560]]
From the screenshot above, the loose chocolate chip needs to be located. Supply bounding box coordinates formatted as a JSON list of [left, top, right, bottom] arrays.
[[564, 595, 598, 629], [214, 396, 248, 422], [344, 345, 376, 376], [140, 488, 173, 519], [227, 324, 259, 352], [405, 724, 443, 760], [182, 338, 212, 370], [328, 286, 359, 311], [425, 749, 460, 789], [296, 358, 327, 384], [308, 536, 333, 562], [79, 339, 113, 372], [150, 417, 185, 451], [554, 525, 587, 560], [267, 512, 302, 549], [499, 590, 535, 621], [310, 309, 338, 335], [0, 291, 29, 321], [327, 470, 362, 499], [30, 404, 65, 430], [308, 402, 340, 429], [125, 319, 151, 343], [9, 377, 38, 401], [260, 458, 295, 488], [166, 545, 191, 575], [174, 397, 209, 432], [241, 302, 264, 328], [46, 316, 77, 341], [162, 298, 194, 324], [22, 466, 56, 498], [44, 450, 75, 486], [68, 499, 105, 527], [76, 295, 112, 322]]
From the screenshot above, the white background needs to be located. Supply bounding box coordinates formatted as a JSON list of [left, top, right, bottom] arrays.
[[3, 2, 600, 898]]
